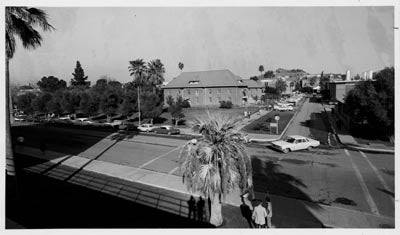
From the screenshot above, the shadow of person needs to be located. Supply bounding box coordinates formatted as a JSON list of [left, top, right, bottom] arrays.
[[196, 196, 205, 221], [240, 197, 254, 228], [187, 196, 196, 220]]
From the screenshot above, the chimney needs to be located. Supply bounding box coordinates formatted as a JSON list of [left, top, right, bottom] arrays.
[[346, 70, 351, 81]]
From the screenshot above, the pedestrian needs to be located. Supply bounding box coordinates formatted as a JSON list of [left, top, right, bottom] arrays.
[[265, 196, 273, 228], [197, 196, 205, 221], [187, 196, 196, 220], [40, 139, 46, 154], [252, 199, 268, 228]]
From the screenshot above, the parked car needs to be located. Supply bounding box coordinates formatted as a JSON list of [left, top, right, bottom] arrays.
[[153, 125, 180, 135], [271, 135, 320, 153], [274, 105, 293, 111], [138, 123, 157, 132]]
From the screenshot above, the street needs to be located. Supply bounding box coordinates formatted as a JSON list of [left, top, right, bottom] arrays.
[[10, 99, 395, 221]]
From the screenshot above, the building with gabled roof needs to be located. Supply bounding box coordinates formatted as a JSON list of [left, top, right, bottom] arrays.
[[162, 69, 263, 106]]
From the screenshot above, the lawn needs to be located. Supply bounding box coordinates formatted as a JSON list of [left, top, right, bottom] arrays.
[[243, 110, 295, 135], [157, 106, 261, 127]]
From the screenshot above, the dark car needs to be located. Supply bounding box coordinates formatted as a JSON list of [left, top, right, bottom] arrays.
[[153, 125, 180, 135]]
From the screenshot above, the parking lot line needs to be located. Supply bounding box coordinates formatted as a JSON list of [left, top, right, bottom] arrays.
[[168, 166, 179, 175], [358, 151, 394, 204], [344, 149, 380, 216], [138, 145, 184, 169]]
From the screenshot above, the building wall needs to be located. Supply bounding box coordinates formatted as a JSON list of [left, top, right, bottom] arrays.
[[164, 87, 244, 107]]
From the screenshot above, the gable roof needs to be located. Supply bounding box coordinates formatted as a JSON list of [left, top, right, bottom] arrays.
[[164, 69, 245, 88]]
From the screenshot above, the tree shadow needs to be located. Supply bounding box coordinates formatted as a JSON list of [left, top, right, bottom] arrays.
[[251, 156, 324, 228]]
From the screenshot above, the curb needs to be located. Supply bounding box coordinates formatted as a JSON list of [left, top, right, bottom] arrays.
[[322, 106, 394, 154]]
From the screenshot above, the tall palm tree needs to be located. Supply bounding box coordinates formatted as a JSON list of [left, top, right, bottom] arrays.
[[178, 62, 184, 72], [6, 7, 54, 176], [258, 65, 264, 77], [179, 111, 253, 226], [128, 59, 147, 126], [147, 59, 165, 92]]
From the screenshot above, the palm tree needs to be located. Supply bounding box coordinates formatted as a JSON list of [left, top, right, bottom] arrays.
[[258, 65, 264, 77], [147, 59, 165, 92], [128, 59, 147, 126], [178, 62, 184, 72], [6, 7, 54, 176], [179, 111, 253, 226]]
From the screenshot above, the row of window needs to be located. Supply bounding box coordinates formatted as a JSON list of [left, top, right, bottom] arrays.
[[183, 96, 233, 105], [167, 88, 258, 96]]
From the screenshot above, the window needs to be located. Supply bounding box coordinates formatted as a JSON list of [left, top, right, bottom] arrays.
[[218, 88, 221, 94], [229, 97, 232, 101], [228, 89, 231, 94], [188, 89, 191, 95], [209, 89, 212, 94], [196, 97, 200, 104], [209, 97, 212, 103], [196, 89, 199, 96], [218, 97, 221, 102]]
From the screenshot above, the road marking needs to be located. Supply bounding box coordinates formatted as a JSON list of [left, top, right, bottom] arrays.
[[138, 145, 184, 169], [168, 166, 179, 175], [344, 149, 380, 216], [359, 151, 394, 204]]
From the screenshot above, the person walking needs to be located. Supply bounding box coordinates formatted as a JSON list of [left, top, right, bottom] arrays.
[[197, 196, 205, 221], [252, 199, 268, 228], [187, 196, 196, 220], [265, 196, 273, 228]]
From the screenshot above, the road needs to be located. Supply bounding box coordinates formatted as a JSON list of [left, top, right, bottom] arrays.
[[10, 106, 395, 221]]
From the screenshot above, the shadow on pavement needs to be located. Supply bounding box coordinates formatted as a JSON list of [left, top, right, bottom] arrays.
[[251, 156, 324, 228], [6, 170, 214, 229]]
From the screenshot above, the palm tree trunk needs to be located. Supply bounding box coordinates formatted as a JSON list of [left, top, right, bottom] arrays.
[[6, 57, 16, 176], [209, 194, 223, 227], [137, 86, 141, 126]]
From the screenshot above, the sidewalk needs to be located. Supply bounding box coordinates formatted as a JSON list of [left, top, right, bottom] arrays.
[[323, 106, 394, 154], [14, 145, 394, 228]]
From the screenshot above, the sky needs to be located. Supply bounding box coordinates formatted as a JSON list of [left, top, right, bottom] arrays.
[[8, 6, 395, 85]]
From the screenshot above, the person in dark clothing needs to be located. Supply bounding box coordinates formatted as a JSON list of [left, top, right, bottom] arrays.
[[187, 196, 196, 220], [197, 196, 205, 221], [240, 197, 254, 228], [40, 139, 46, 154]]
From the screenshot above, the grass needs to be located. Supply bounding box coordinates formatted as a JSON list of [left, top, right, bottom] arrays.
[[243, 110, 295, 135]]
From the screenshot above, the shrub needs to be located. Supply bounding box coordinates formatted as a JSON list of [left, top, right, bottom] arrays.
[[181, 99, 191, 108], [219, 100, 233, 109]]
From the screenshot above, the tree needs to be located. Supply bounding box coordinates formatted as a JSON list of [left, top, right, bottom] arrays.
[[263, 70, 274, 78], [32, 92, 53, 113], [166, 95, 185, 126], [99, 80, 123, 122], [309, 77, 316, 87], [79, 91, 100, 116], [249, 76, 258, 81], [16, 92, 37, 114], [344, 67, 394, 139], [147, 59, 165, 91], [178, 62, 184, 72], [353, 74, 361, 80], [120, 82, 138, 118], [275, 78, 287, 96], [294, 81, 302, 92], [6, 7, 54, 176], [258, 65, 264, 76], [128, 59, 148, 126], [319, 71, 331, 99], [70, 61, 90, 88], [140, 91, 163, 124], [179, 111, 253, 226], [37, 76, 67, 93]]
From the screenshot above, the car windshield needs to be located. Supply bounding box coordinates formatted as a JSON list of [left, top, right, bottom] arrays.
[[285, 137, 296, 143]]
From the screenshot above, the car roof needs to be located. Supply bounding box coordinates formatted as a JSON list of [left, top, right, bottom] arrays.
[[161, 125, 172, 128], [287, 135, 307, 139]]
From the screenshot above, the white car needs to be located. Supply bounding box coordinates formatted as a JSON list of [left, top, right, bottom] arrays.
[[271, 135, 320, 153], [138, 123, 156, 132], [274, 105, 293, 111]]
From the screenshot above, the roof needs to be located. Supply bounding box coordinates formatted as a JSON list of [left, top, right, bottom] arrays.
[[163, 69, 245, 88]]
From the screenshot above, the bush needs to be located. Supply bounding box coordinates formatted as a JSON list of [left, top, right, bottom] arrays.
[[181, 99, 191, 108], [219, 100, 233, 109]]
